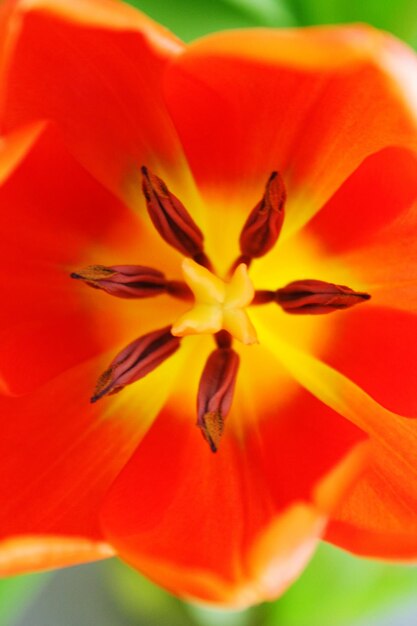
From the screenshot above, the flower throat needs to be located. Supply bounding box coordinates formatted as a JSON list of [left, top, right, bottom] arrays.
[[71, 167, 370, 453]]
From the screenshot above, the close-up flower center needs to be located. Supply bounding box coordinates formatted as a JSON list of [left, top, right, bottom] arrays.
[[5, 0, 417, 610], [72, 167, 370, 452]]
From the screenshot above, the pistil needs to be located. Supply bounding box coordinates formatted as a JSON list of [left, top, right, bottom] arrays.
[[171, 258, 258, 345]]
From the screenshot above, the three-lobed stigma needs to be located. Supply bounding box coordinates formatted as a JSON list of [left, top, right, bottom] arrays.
[[171, 259, 258, 345]]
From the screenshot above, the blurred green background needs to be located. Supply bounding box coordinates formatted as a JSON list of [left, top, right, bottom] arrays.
[[3, 0, 417, 624], [7, 544, 417, 626]]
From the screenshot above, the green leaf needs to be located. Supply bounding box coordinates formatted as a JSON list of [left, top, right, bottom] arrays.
[[263, 543, 417, 626], [187, 604, 255, 626], [285, 0, 417, 48], [220, 0, 296, 28], [104, 559, 265, 626], [0, 573, 50, 626], [104, 559, 197, 626], [121, 0, 296, 42]]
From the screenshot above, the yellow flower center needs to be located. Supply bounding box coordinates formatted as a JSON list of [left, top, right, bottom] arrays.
[[171, 258, 258, 345], [73, 167, 370, 452]]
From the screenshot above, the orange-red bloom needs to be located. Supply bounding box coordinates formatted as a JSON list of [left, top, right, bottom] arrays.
[[2, 0, 417, 607]]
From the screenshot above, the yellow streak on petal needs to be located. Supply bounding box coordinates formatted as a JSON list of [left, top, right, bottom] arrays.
[[275, 333, 411, 430]]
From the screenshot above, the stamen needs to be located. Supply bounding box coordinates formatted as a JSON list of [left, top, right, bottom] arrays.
[[71, 264, 167, 299], [215, 330, 232, 349], [238, 171, 286, 264], [275, 279, 371, 314], [165, 280, 193, 300], [197, 347, 240, 453], [91, 326, 180, 402], [251, 290, 276, 305], [141, 166, 212, 269]]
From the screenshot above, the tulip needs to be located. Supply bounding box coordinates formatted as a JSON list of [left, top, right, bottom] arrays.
[[1, 0, 417, 608]]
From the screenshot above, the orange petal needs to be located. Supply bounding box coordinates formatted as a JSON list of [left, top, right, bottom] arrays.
[[16, 0, 181, 38], [0, 1, 17, 73], [325, 438, 417, 559], [0, 535, 114, 576], [246, 504, 325, 603], [0, 0, 188, 206], [270, 335, 417, 559], [100, 374, 366, 605], [164, 25, 417, 260], [246, 439, 370, 602]]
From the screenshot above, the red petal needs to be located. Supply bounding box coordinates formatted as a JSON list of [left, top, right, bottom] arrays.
[[316, 306, 417, 557], [0, 346, 180, 546], [0, 359, 137, 540], [304, 146, 417, 255], [322, 306, 417, 417], [255, 386, 365, 509], [1, 0, 186, 203], [0, 124, 159, 394], [275, 149, 417, 413], [101, 377, 365, 605], [338, 203, 417, 314], [271, 339, 417, 560], [0, 121, 47, 186], [272, 99, 417, 318], [164, 26, 417, 256]]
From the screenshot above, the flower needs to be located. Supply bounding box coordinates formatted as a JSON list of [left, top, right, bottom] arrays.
[[1, 0, 417, 608]]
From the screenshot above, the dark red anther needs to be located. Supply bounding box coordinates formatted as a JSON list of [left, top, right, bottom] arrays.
[[71, 264, 167, 299], [239, 171, 286, 260], [275, 279, 371, 315], [141, 166, 211, 268], [197, 347, 240, 453], [91, 326, 180, 402]]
